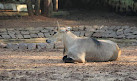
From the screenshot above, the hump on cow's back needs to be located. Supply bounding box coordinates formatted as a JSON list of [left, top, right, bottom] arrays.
[[90, 37, 101, 46]]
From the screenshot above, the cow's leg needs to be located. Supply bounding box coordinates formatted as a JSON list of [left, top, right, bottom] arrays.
[[62, 55, 67, 61], [67, 51, 86, 63], [62, 55, 75, 63]]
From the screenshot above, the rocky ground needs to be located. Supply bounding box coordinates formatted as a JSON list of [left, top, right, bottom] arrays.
[[0, 46, 137, 81]]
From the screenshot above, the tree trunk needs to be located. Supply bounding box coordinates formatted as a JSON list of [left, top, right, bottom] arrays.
[[26, 0, 34, 16], [35, 0, 41, 15], [52, 0, 58, 11], [43, 0, 53, 17]]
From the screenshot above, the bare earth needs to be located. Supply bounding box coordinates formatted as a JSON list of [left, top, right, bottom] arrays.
[[0, 10, 137, 28], [0, 46, 137, 81]]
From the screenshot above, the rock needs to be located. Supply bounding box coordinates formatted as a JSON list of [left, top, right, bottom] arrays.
[[37, 43, 47, 50], [72, 27, 79, 31], [124, 29, 132, 34], [85, 31, 93, 37], [108, 26, 116, 30], [30, 34, 38, 38], [85, 26, 96, 32], [115, 26, 122, 30], [73, 31, 80, 37], [7, 43, 19, 50], [46, 43, 54, 49], [93, 32, 102, 37], [126, 35, 137, 39], [117, 29, 124, 35], [8, 31, 15, 35], [24, 35, 31, 39], [133, 31, 137, 35], [9, 34, 16, 39], [0, 43, 7, 48], [116, 35, 125, 39], [19, 43, 28, 50], [29, 30, 39, 34], [14, 30, 20, 34], [108, 32, 117, 38], [16, 34, 24, 39], [38, 33, 44, 38], [44, 33, 51, 38], [122, 26, 129, 29], [80, 31, 85, 37], [41, 29, 49, 33], [2, 35, 11, 39], [28, 43, 36, 50], [21, 31, 29, 35], [78, 26, 85, 31]]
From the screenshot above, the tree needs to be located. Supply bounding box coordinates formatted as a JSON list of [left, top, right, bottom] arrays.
[[26, 0, 34, 16], [52, 0, 58, 11], [43, 0, 53, 17], [35, 0, 41, 15]]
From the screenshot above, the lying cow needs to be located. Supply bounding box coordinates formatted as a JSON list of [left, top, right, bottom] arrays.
[[46, 27, 121, 63]]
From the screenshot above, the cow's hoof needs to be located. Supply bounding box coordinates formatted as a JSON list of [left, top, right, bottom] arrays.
[[64, 58, 74, 63], [62, 55, 67, 61]]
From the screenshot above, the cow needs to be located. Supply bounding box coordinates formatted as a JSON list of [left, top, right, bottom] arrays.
[[46, 27, 121, 63]]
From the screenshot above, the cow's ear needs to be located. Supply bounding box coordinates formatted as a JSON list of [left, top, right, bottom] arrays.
[[66, 27, 72, 31]]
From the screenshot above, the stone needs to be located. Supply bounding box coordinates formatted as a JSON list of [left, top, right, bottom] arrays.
[[85, 27, 96, 32], [124, 29, 132, 34], [28, 43, 36, 50], [38, 33, 44, 38], [80, 31, 85, 37], [108, 26, 116, 30], [72, 27, 79, 31], [117, 29, 124, 35], [24, 35, 31, 39], [29, 30, 39, 34], [126, 35, 137, 39], [93, 32, 102, 38], [21, 31, 30, 35], [7, 43, 19, 50], [78, 26, 85, 31], [108, 32, 117, 38], [8, 31, 15, 35], [115, 26, 121, 30], [34, 27, 44, 31], [19, 43, 28, 50], [0, 31, 8, 35], [49, 30, 55, 35], [2, 35, 11, 39], [116, 35, 125, 39], [30, 34, 38, 38], [0, 43, 7, 48], [44, 33, 51, 38], [45, 43, 54, 49], [41, 29, 49, 33], [122, 26, 129, 29], [9, 34, 16, 39], [133, 31, 137, 35], [72, 31, 80, 37], [84, 31, 93, 37], [14, 30, 20, 34], [6, 28, 15, 31], [37, 43, 47, 50], [16, 34, 23, 39], [44, 27, 54, 31]]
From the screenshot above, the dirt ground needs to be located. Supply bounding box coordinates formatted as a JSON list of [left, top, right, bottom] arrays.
[[0, 46, 137, 81], [0, 10, 137, 28]]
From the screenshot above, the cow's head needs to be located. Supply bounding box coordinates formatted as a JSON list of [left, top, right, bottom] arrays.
[[46, 27, 72, 44]]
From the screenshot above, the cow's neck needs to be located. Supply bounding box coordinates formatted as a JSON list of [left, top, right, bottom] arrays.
[[63, 31, 78, 50]]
